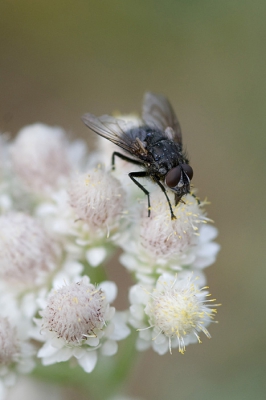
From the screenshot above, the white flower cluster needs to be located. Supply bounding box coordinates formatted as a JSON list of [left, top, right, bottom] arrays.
[[0, 119, 220, 397]]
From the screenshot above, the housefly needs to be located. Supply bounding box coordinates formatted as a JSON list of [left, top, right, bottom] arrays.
[[82, 92, 193, 220]]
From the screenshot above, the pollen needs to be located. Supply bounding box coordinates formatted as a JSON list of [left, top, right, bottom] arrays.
[[144, 275, 218, 353]]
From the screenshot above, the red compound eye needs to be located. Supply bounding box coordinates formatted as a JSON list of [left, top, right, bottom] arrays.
[[165, 165, 182, 188], [181, 164, 193, 180]]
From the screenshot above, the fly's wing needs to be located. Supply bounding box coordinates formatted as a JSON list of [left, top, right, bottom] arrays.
[[82, 113, 146, 160], [142, 92, 182, 144]]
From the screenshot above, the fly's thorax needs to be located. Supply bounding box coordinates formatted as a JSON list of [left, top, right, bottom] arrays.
[[146, 138, 182, 175]]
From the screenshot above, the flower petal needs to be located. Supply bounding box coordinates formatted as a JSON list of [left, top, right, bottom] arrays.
[[86, 247, 107, 267], [78, 351, 98, 373], [99, 281, 117, 303], [101, 339, 118, 356]]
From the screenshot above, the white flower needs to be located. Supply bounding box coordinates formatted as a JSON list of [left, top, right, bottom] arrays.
[[0, 317, 20, 366], [0, 212, 59, 288], [68, 167, 127, 234], [0, 116, 220, 388], [0, 212, 83, 320], [34, 167, 127, 269], [35, 276, 130, 373], [0, 311, 35, 399], [129, 272, 218, 355], [120, 191, 220, 282], [192, 224, 220, 268], [10, 124, 72, 194]]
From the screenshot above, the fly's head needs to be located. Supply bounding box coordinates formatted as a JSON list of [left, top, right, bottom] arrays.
[[165, 163, 193, 205]]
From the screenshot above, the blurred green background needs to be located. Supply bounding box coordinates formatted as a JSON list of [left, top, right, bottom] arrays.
[[1, 1, 266, 399]]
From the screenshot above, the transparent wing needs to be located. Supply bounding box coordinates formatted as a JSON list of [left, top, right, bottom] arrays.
[[142, 92, 182, 144], [82, 113, 146, 158]]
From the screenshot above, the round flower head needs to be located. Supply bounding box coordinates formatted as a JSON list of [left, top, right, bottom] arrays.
[[0, 315, 35, 398], [10, 124, 71, 193], [68, 167, 126, 233], [129, 272, 218, 355], [120, 190, 219, 281], [0, 212, 58, 288], [34, 176, 121, 273], [35, 276, 130, 373]]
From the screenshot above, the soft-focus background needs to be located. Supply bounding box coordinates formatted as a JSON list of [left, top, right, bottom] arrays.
[[1, 1, 265, 399]]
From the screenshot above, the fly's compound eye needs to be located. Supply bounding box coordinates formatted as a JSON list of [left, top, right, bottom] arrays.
[[181, 164, 193, 180], [165, 165, 182, 188]]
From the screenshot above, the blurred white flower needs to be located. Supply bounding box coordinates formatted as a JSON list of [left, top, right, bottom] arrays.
[[68, 167, 126, 232], [34, 276, 130, 373], [120, 191, 220, 282], [0, 211, 83, 322], [0, 212, 59, 288], [10, 124, 87, 195], [10, 124, 70, 193], [0, 311, 35, 399], [34, 167, 127, 269], [129, 272, 218, 355]]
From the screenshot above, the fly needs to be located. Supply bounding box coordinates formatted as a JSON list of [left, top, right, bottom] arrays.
[[82, 92, 194, 220]]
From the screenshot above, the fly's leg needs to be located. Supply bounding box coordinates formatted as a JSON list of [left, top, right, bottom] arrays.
[[191, 192, 200, 204], [155, 179, 176, 220], [128, 171, 151, 217], [174, 193, 184, 206], [175, 192, 200, 206], [111, 151, 143, 171]]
